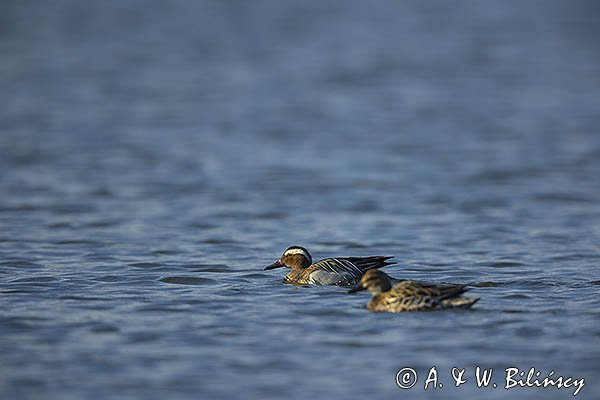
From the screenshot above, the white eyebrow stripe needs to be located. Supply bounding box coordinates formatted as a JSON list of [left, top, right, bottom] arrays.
[[283, 248, 310, 258]]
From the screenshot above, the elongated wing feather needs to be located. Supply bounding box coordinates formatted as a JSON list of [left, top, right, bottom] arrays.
[[340, 256, 395, 272], [312, 258, 363, 275], [307, 258, 364, 285]]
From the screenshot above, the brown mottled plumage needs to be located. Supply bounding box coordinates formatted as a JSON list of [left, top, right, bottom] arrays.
[[353, 270, 479, 312]]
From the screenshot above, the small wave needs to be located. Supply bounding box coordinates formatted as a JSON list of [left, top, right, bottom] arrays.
[[534, 192, 594, 204], [0, 260, 44, 269], [93, 275, 127, 282], [188, 264, 234, 273], [499, 293, 534, 300], [11, 276, 59, 283], [236, 272, 274, 280], [159, 276, 216, 285], [60, 295, 115, 301], [470, 281, 512, 288], [487, 261, 525, 268], [128, 262, 163, 269], [89, 324, 119, 333]]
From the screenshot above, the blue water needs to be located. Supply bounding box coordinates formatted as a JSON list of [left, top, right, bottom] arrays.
[[1, 1, 599, 399]]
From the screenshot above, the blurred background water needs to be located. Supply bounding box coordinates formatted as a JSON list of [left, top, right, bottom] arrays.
[[1, 1, 599, 399]]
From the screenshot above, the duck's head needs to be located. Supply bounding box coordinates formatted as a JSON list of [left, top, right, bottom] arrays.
[[348, 269, 392, 294], [264, 246, 313, 270]]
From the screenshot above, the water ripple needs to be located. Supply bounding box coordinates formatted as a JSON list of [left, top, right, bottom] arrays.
[[159, 276, 216, 285]]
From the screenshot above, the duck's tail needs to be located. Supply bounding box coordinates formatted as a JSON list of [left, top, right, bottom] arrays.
[[440, 295, 480, 309], [345, 256, 395, 272], [433, 285, 479, 309]]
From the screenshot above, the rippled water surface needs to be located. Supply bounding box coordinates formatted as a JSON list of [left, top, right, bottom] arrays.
[[1, 1, 600, 399]]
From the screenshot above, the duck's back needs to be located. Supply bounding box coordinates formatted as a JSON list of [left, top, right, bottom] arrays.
[[367, 281, 479, 312]]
